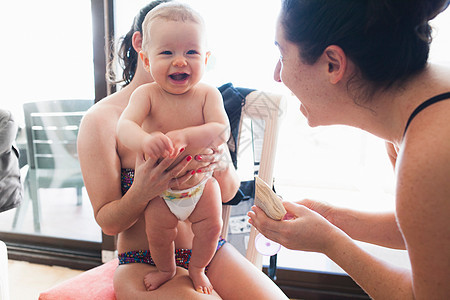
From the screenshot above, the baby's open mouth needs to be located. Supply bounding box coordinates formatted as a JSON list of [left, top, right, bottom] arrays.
[[169, 73, 189, 81]]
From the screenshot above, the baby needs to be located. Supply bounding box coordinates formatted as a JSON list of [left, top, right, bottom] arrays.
[[116, 2, 229, 294]]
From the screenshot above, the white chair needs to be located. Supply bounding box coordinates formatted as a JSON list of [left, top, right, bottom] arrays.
[[221, 90, 285, 268]]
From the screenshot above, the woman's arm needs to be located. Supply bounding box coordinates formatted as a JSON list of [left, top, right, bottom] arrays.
[[394, 126, 450, 299], [249, 136, 450, 299], [249, 202, 414, 299], [278, 199, 406, 249], [78, 105, 192, 235], [324, 202, 405, 249]]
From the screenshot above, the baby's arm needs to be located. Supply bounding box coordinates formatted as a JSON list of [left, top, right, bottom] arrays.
[[117, 85, 174, 158], [167, 86, 230, 150]]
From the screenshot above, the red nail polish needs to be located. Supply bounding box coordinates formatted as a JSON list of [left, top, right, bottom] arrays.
[[195, 155, 202, 161], [196, 169, 202, 173], [191, 170, 195, 175], [186, 155, 192, 162], [179, 148, 185, 153]]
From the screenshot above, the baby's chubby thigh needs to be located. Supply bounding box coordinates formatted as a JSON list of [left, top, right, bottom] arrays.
[[189, 177, 223, 238], [144, 196, 179, 241]]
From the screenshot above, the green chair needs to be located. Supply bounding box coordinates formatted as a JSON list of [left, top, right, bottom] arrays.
[[13, 100, 93, 232]]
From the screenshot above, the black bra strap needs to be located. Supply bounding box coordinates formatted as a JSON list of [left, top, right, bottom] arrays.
[[403, 92, 450, 136]]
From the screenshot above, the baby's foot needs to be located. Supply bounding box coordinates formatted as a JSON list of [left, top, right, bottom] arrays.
[[143, 270, 175, 291], [189, 267, 213, 294]]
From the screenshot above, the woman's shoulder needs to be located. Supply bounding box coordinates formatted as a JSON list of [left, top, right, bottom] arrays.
[[85, 93, 128, 120], [396, 88, 450, 193], [79, 92, 129, 142]]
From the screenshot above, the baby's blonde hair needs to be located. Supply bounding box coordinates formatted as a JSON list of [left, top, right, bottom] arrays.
[[142, 2, 205, 51]]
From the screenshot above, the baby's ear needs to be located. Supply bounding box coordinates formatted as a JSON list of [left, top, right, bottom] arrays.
[[139, 51, 151, 72], [205, 51, 211, 65]]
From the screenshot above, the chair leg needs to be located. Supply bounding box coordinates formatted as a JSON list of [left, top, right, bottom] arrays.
[[221, 205, 232, 239], [31, 188, 42, 233], [12, 170, 32, 230], [12, 200, 28, 230], [27, 171, 41, 233], [76, 187, 83, 206]]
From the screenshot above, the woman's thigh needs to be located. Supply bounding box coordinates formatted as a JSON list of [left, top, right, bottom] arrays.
[[114, 263, 221, 300], [207, 243, 288, 300]]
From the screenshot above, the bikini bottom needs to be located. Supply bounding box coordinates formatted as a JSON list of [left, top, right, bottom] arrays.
[[118, 237, 226, 271]]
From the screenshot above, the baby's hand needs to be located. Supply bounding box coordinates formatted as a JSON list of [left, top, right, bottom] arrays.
[[165, 129, 188, 154], [142, 132, 174, 159]]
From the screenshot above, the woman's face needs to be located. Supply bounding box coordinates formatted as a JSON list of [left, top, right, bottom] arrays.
[[274, 18, 333, 126]]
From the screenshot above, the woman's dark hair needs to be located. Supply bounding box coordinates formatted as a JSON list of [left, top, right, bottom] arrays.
[[108, 0, 172, 86], [280, 0, 449, 99]]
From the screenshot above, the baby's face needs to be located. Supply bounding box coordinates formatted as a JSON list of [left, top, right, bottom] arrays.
[[144, 19, 208, 95]]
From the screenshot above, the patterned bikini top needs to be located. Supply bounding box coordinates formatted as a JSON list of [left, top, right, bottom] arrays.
[[121, 168, 134, 195]]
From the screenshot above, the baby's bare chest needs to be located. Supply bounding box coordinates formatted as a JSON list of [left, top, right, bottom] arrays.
[[142, 99, 205, 133]]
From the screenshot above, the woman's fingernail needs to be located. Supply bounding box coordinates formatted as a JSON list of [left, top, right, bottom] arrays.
[[196, 169, 202, 173], [186, 155, 192, 162], [195, 155, 202, 161], [179, 148, 185, 153], [191, 170, 196, 175]]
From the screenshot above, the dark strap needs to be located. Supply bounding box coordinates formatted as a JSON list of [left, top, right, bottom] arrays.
[[218, 83, 255, 169], [403, 92, 450, 137]]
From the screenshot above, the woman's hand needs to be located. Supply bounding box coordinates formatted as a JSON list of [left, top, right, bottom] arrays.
[[248, 200, 342, 253], [195, 143, 240, 202], [132, 150, 194, 202], [194, 143, 230, 173]]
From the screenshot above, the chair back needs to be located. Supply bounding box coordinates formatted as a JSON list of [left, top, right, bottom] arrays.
[[23, 100, 93, 171], [220, 90, 285, 269]]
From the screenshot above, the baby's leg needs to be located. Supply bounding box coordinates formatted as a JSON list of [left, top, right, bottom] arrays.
[[188, 178, 223, 294], [144, 196, 179, 291]]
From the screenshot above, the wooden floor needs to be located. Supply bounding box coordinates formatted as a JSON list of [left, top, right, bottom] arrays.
[[0, 187, 101, 242], [7, 259, 83, 300]]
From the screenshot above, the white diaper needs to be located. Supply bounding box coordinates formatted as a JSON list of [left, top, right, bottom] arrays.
[[160, 172, 213, 221]]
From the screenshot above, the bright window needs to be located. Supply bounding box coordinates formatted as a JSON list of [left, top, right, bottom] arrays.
[[0, 0, 99, 243], [0, 0, 95, 126]]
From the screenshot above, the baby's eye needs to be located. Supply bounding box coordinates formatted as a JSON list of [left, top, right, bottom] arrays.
[[160, 51, 172, 55], [186, 50, 199, 55]]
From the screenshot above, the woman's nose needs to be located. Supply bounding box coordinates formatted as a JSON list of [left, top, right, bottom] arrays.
[[172, 57, 187, 67], [274, 60, 282, 82]]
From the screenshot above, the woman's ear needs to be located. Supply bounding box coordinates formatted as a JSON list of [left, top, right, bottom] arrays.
[[139, 51, 151, 73], [324, 45, 347, 84], [132, 31, 143, 52]]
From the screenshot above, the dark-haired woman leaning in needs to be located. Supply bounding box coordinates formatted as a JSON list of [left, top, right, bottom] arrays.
[[78, 0, 288, 299], [249, 1, 450, 299]]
